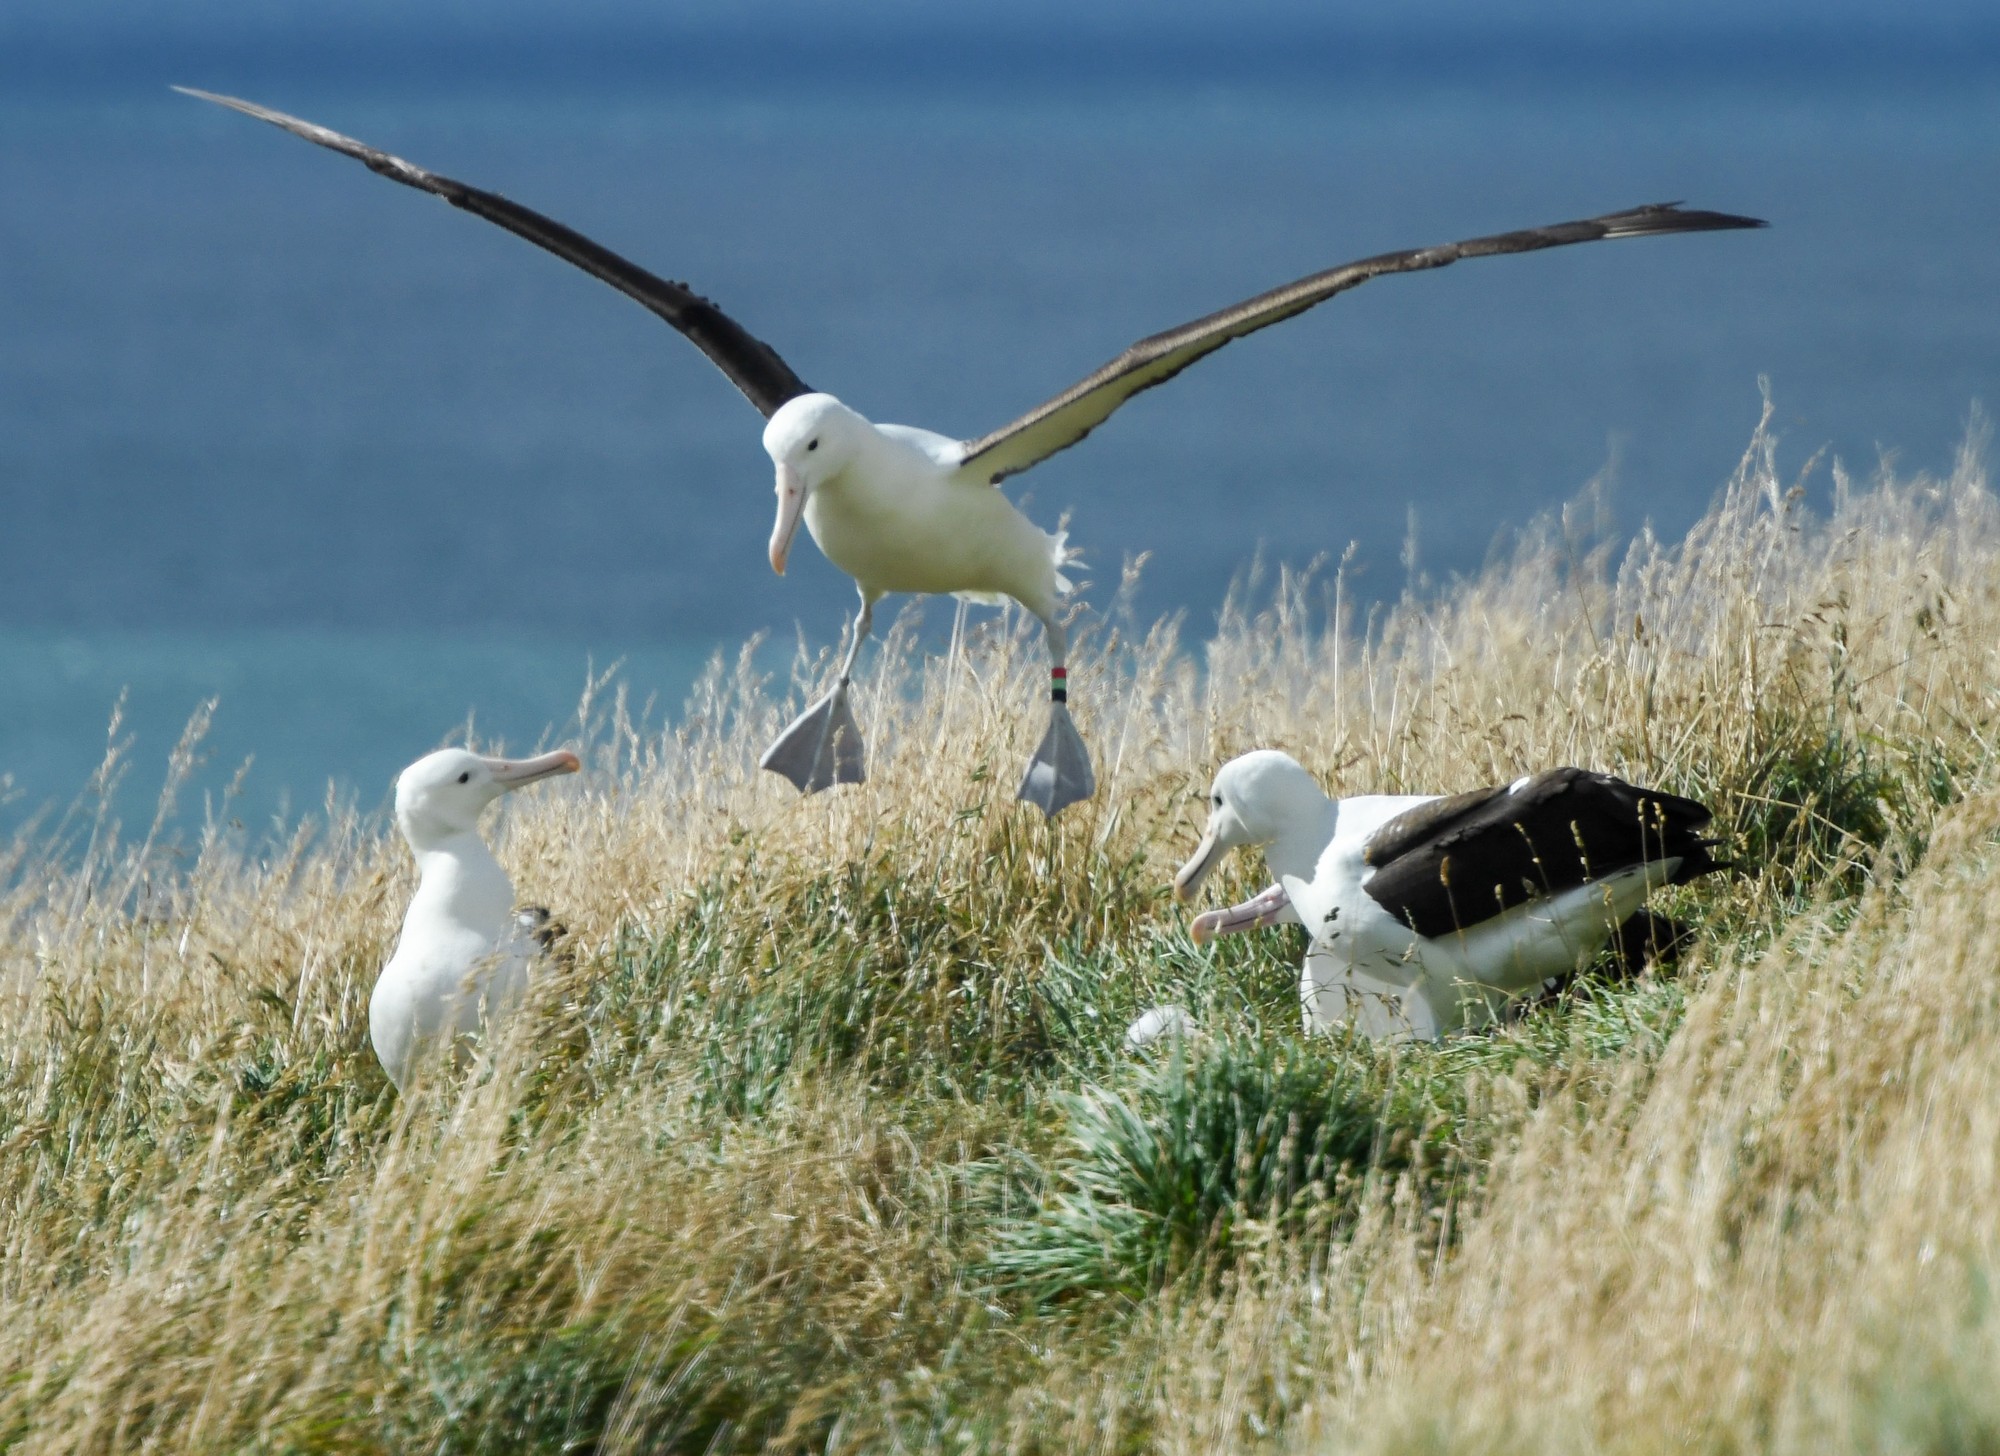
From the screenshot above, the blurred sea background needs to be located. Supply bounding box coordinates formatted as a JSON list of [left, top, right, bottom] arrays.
[[2, 0, 1996, 835]]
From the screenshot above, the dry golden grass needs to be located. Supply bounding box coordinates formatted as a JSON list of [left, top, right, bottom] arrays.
[[1, 400, 1996, 1452]]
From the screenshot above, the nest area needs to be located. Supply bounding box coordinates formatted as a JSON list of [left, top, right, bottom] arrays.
[[4, 409, 2000, 1453]]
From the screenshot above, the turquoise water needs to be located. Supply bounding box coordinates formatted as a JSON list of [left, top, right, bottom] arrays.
[[3, 7, 1996, 834], [0, 629, 712, 835]]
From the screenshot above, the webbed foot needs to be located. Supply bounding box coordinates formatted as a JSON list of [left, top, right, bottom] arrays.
[[1016, 702, 1096, 818], [760, 682, 867, 794]]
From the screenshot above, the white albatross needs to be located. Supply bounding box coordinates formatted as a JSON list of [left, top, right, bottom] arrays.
[[178, 87, 1766, 816], [370, 746, 580, 1091], [1173, 751, 1718, 1040]]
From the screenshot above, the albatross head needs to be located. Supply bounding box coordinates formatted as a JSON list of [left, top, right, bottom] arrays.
[[394, 747, 582, 849], [762, 393, 866, 575], [1173, 750, 1330, 902]]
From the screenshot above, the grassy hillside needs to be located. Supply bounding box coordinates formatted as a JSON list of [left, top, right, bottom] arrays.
[[2, 402, 1996, 1452]]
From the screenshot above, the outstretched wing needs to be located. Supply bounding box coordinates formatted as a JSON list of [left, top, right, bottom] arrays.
[[176, 88, 814, 419], [956, 203, 1765, 484], [1359, 767, 1719, 939]]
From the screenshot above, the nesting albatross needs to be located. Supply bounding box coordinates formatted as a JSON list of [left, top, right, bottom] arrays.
[[371, 746, 580, 1091], [1175, 751, 1720, 1039], [178, 88, 1766, 816]]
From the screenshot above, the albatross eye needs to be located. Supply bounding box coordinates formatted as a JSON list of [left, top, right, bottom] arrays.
[[1212, 794, 1223, 807], [807, 438, 819, 451], [458, 772, 471, 784]]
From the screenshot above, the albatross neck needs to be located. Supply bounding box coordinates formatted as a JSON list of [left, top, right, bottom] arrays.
[[407, 829, 515, 926], [1262, 794, 1341, 884]]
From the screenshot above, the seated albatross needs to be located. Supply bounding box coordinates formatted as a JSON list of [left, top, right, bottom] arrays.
[[1174, 751, 1720, 1039], [371, 746, 580, 1091], [178, 88, 1765, 816]]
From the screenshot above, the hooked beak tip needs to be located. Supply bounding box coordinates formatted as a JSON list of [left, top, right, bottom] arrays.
[[1172, 831, 1218, 903]]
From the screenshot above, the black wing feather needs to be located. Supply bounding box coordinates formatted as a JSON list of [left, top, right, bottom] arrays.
[[176, 88, 813, 419], [1361, 768, 1720, 939]]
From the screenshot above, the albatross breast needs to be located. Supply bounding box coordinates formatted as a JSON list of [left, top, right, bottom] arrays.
[[370, 746, 580, 1091], [806, 457, 1065, 605]]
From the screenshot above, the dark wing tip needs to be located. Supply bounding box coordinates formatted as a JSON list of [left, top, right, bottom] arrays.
[[174, 86, 436, 187], [1606, 202, 1770, 235], [515, 905, 567, 949], [175, 85, 308, 133], [174, 85, 811, 416]]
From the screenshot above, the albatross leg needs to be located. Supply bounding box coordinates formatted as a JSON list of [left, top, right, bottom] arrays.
[[1016, 612, 1096, 818], [761, 592, 875, 794]]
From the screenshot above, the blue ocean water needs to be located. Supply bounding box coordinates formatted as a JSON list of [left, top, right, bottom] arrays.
[[2, 6, 1996, 834]]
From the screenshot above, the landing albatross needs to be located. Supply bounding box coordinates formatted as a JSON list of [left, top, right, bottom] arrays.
[[178, 87, 1766, 816]]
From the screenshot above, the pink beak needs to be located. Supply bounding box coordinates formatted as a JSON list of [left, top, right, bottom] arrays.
[[1189, 883, 1293, 946], [1172, 828, 1221, 902], [484, 748, 582, 788], [769, 462, 807, 575]]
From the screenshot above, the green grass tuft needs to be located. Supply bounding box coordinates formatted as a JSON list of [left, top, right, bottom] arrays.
[[2, 408, 1997, 1451]]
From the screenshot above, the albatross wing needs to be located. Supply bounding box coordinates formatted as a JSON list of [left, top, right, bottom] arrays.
[[955, 202, 1767, 484], [1358, 767, 1720, 939], [175, 87, 814, 419]]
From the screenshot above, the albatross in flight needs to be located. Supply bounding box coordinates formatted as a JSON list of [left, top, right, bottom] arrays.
[[178, 88, 1766, 817], [1174, 751, 1720, 1039]]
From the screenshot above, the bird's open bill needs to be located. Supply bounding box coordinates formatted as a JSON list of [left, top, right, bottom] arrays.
[[485, 749, 582, 786], [1189, 883, 1293, 945], [769, 462, 806, 574]]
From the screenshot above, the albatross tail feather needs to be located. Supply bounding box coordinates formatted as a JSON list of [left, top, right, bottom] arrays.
[[948, 526, 1079, 607], [1049, 526, 1079, 595]]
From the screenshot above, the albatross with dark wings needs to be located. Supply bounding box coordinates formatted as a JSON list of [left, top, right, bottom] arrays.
[[178, 87, 1767, 817], [1175, 751, 1723, 1039]]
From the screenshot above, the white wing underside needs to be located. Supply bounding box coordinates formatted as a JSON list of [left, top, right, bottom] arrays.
[[1284, 860, 1673, 1041]]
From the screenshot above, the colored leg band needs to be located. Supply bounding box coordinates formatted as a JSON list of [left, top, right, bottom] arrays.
[[1051, 667, 1067, 704]]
